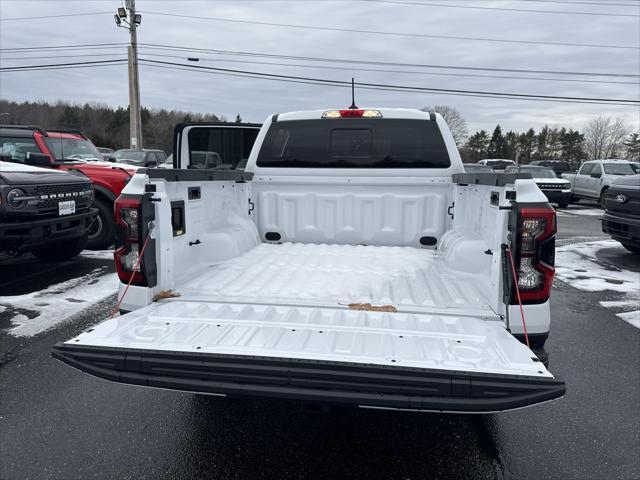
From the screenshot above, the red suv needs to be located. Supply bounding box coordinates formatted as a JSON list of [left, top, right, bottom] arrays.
[[0, 125, 136, 249]]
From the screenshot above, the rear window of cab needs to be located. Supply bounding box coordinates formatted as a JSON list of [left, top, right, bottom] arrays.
[[256, 119, 451, 168]]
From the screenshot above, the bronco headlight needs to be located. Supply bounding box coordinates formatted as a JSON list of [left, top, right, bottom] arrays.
[[6, 188, 26, 208]]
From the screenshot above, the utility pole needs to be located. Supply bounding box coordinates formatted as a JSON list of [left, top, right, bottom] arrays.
[[114, 1, 142, 149]]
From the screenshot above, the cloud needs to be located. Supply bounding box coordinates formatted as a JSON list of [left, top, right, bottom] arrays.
[[1, 0, 638, 133]]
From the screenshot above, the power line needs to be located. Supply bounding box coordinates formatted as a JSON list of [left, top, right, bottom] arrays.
[[5, 49, 636, 85], [138, 60, 638, 107], [136, 58, 640, 104], [362, 0, 640, 16], [0, 59, 128, 71], [0, 12, 112, 21], [1, 57, 636, 105], [141, 11, 639, 50], [3, 41, 637, 78], [139, 43, 640, 78], [516, 0, 639, 7]]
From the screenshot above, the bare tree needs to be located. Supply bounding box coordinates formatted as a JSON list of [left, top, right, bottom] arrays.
[[584, 116, 630, 160], [421, 105, 468, 145]]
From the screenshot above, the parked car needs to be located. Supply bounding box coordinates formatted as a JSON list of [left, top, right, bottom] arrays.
[[54, 108, 565, 414], [477, 158, 515, 171], [110, 149, 167, 167], [96, 147, 114, 161], [529, 160, 574, 177], [463, 163, 493, 173], [0, 156, 97, 260], [601, 175, 640, 254], [505, 165, 572, 208], [0, 125, 136, 249], [564, 159, 640, 208]]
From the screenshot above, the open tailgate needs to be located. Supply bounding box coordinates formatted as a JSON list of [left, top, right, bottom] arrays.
[[53, 300, 564, 413]]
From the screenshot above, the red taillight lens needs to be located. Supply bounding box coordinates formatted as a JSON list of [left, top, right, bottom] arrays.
[[515, 206, 556, 303], [114, 196, 146, 285]]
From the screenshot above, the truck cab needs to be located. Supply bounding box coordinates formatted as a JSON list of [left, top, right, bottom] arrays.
[[53, 108, 564, 413]]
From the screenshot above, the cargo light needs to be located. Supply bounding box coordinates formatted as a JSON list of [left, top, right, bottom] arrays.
[[322, 109, 382, 118]]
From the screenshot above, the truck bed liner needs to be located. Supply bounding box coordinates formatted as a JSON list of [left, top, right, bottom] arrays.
[[179, 243, 490, 313]]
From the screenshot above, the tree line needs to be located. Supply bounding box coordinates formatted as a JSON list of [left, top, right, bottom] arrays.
[[0, 100, 230, 154], [424, 105, 640, 168]]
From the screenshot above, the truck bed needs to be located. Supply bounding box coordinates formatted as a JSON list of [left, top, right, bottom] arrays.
[[178, 242, 492, 315]]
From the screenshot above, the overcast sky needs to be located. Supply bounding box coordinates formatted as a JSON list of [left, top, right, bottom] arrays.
[[0, 0, 639, 134]]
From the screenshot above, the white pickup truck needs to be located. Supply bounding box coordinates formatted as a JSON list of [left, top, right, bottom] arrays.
[[565, 159, 639, 207], [54, 108, 564, 413]]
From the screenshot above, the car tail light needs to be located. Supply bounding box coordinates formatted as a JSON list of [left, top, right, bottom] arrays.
[[114, 196, 147, 286], [322, 109, 382, 118], [514, 206, 556, 304]]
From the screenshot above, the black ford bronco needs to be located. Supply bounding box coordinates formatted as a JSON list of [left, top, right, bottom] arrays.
[[0, 155, 97, 260]]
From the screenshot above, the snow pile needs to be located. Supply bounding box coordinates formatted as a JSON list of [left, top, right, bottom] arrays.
[[555, 239, 639, 329], [0, 268, 118, 337]]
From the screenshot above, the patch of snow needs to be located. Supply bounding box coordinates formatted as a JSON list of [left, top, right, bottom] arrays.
[[562, 208, 604, 217], [555, 240, 639, 294], [617, 311, 640, 329], [0, 268, 118, 337], [556, 239, 640, 330], [79, 249, 114, 260]]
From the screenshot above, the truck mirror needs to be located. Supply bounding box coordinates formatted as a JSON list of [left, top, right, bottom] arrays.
[[25, 152, 52, 166]]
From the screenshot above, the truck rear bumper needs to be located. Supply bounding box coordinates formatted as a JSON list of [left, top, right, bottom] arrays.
[[0, 208, 98, 251], [52, 343, 565, 413]]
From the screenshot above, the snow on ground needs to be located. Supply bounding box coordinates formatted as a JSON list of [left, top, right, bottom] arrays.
[[0, 268, 118, 337], [616, 311, 640, 329], [78, 249, 114, 260], [556, 239, 640, 329]]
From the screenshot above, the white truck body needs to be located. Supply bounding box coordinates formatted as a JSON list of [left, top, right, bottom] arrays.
[[565, 159, 640, 205], [54, 108, 564, 413]]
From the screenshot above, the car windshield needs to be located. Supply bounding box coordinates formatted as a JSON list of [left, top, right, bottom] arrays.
[[522, 167, 557, 178], [603, 163, 639, 175], [484, 160, 514, 169], [114, 150, 146, 162], [44, 137, 102, 161], [464, 164, 492, 172], [0, 136, 40, 163]]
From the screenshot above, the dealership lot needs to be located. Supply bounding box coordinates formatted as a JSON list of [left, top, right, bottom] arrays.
[[1, 203, 638, 480]]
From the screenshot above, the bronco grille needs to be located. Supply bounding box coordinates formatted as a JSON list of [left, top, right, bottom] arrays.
[[538, 183, 565, 190], [33, 182, 93, 210]]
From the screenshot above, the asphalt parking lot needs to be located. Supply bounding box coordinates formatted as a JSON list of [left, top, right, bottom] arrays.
[[1, 202, 638, 480]]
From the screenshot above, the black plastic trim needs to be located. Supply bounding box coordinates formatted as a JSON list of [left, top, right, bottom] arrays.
[[453, 172, 532, 187], [428, 112, 436, 121], [143, 168, 253, 182], [52, 344, 565, 413]]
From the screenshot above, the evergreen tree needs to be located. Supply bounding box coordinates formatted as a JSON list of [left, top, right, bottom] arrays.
[[465, 130, 490, 161], [487, 125, 506, 158], [518, 128, 536, 162], [623, 132, 640, 160], [235, 114, 242, 123]]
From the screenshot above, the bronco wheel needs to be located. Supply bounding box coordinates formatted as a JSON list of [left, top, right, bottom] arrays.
[[32, 234, 88, 261], [86, 199, 115, 250]]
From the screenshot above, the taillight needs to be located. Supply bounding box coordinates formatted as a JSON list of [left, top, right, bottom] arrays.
[[514, 206, 556, 304], [114, 196, 146, 286]]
